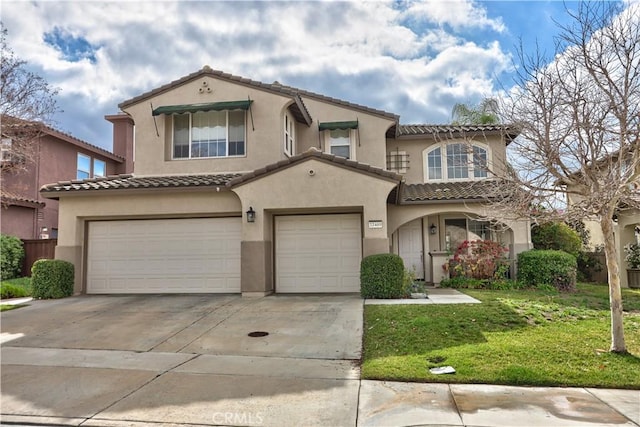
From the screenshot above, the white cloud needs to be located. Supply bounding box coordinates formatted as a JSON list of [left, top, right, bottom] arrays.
[[402, 0, 507, 33], [1, 0, 511, 149]]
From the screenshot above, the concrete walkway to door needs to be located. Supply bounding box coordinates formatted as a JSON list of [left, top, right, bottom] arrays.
[[1, 294, 638, 427]]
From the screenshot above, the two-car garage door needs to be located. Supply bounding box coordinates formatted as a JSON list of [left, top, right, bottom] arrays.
[[87, 218, 241, 294]]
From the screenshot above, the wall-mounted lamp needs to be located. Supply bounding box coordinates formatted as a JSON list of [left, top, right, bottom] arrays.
[[246, 206, 256, 223], [429, 223, 437, 235]]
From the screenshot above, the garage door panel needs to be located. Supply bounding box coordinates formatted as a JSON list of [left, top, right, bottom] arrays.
[[87, 218, 241, 294], [275, 214, 361, 293]]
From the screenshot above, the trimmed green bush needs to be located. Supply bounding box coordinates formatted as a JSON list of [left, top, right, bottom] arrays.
[[1, 234, 24, 280], [361, 253, 407, 299], [531, 222, 582, 257], [31, 259, 74, 299], [518, 250, 577, 292]]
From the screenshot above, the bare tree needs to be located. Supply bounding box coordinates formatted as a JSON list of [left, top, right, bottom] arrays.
[[1, 23, 59, 173], [494, 2, 639, 353]]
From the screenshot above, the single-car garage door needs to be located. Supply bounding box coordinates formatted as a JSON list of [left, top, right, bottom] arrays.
[[87, 218, 241, 294], [275, 214, 361, 293]]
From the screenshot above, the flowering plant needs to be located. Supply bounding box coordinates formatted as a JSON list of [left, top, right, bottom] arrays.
[[451, 240, 509, 279], [624, 243, 640, 269]]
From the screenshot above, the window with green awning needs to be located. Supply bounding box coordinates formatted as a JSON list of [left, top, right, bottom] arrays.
[[152, 100, 253, 116], [318, 120, 358, 131]]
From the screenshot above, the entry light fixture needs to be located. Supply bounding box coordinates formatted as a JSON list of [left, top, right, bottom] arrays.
[[429, 223, 437, 235], [246, 206, 256, 223]]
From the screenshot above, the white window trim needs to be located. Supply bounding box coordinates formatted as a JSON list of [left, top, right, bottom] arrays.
[[77, 153, 91, 180], [323, 129, 356, 160], [171, 110, 247, 160], [284, 110, 295, 157], [423, 142, 491, 182], [1, 138, 12, 163]]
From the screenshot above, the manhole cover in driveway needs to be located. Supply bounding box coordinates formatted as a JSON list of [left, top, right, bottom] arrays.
[[248, 331, 269, 337]]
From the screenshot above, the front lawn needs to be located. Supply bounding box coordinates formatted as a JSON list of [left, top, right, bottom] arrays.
[[0, 277, 32, 299], [362, 283, 640, 388]]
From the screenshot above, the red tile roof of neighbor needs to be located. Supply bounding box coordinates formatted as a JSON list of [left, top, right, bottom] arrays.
[[1, 115, 124, 162]]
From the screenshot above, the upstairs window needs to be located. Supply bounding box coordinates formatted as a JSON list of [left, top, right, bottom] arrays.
[[173, 110, 246, 159], [284, 111, 295, 156], [94, 159, 106, 177], [424, 143, 489, 181], [77, 153, 91, 180], [320, 121, 358, 160], [1, 138, 12, 164], [328, 129, 352, 159]]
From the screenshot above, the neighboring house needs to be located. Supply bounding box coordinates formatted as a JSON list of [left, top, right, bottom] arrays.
[[41, 66, 531, 295], [565, 155, 639, 288], [1, 115, 133, 240]]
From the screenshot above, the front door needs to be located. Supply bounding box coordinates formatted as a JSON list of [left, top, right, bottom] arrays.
[[398, 219, 425, 280]]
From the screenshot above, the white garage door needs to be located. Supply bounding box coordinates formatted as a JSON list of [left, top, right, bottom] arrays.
[[87, 218, 241, 294], [275, 214, 362, 293]]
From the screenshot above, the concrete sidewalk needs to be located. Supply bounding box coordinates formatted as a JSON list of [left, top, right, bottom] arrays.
[[2, 345, 638, 427]]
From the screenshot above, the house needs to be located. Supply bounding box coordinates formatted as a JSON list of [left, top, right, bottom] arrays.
[[1, 116, 132, 240], [565, 155, 639, 288], [40, 66, 532, 295]]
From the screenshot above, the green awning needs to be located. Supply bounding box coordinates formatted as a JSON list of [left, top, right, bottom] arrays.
[[152, 100, 253, 116], [318, 120, 358, 131]]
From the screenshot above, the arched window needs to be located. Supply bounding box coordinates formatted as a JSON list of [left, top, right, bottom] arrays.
[[424, 143, 489, 181]]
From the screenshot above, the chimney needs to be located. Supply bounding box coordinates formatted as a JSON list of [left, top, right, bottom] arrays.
[[105, 113, 134, 174]]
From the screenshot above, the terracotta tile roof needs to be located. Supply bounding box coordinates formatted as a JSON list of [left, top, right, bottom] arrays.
[[1, 115, 124, 162], [228, 148, 402, 187], [400, 181, 499, 203], [397, 124, 520, 143], [119, 66, 398, 122], [0, 191, 45, 208], [40, 150, 401, 198], [40, 173, 242, 196]]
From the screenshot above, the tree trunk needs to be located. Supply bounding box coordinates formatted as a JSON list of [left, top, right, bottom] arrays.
[[601, 213, 627, 353]]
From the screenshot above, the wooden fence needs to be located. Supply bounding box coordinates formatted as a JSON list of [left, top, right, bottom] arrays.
[[21, 239, 57, 277]]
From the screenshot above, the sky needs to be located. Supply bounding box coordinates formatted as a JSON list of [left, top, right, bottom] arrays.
[[1, 0, 599, 151]]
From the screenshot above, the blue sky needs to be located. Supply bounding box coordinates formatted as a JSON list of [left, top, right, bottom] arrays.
[[1, 0, 600, 151]]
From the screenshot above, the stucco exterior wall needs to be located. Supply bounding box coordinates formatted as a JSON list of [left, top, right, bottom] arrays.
[[295, 98, 395, 169], [385, 134, 508, 184], [2, 134, 122, 239], [123, 76, 295, 176]]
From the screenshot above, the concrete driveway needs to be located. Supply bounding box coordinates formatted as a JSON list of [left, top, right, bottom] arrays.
[[1, 294, 363, 426]]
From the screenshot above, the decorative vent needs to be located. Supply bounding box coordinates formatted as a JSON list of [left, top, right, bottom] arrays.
[[387, 150, 409, 174]]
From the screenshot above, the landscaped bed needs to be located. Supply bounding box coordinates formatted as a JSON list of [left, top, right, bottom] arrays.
[[362, 283, 640, 389]]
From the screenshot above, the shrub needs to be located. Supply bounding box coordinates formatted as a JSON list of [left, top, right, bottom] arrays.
[[518, 250, 577, 292], [531, 222, 582, 257], [450, 240, 509, 280], [361, 254, 407, 299], [1, 234, 24, 280], [31, 259, 74, 299], [577, 251, 603, 282], [624, 243, 640, 269]]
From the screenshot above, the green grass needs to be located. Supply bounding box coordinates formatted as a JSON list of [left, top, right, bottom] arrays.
[[362, 283, 640, 388], [0, 304, 27, 312], [0, 277, 32, 299]]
